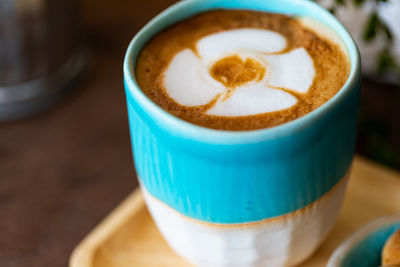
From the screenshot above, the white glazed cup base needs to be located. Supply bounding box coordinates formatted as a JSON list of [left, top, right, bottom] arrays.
[[140, 171, 350, 267]]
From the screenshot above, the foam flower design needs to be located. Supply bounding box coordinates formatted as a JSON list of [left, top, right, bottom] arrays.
[[164, 29, 315, 117]]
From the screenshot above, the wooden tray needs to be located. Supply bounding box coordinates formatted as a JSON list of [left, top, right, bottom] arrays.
[[70, 157, 400, 267]]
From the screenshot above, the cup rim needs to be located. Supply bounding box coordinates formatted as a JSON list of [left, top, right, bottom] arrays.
[[123, 0, 361, 145]]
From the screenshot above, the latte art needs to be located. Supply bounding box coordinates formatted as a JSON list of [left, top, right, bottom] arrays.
[[210, 56, 265, 88], [136, 10, 350, 130], [164, 29, 315, 117]]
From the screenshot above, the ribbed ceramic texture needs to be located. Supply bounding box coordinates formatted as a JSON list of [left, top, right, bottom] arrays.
[[126, 88, 358, 224], [124, 0, 361, 224]]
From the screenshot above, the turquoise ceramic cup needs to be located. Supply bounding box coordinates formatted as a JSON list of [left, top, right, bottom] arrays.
[[124, 0, 361, 266]]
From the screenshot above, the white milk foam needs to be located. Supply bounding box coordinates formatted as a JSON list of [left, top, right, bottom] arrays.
[[163, 28, 316, 117]]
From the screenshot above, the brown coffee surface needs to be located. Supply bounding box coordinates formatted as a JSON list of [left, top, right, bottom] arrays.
[[135, 10, 350, 131]]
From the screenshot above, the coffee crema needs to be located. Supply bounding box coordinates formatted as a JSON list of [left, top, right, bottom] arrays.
[[135, 10, 350, 130]]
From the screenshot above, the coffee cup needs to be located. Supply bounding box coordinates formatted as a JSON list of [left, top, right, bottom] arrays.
[[124, 0, 361, 266]]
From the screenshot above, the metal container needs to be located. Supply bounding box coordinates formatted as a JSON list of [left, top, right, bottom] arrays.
[[0, 0, 86, 120]]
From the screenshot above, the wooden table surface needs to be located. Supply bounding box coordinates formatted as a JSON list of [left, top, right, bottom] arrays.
[[0, 1, 398, 267]]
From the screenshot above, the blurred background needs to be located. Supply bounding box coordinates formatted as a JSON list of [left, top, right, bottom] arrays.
[[0, 0, 399, 266], [316, 0, 400, 171]]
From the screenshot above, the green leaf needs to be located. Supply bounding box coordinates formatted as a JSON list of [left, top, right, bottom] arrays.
[[363, 12, 379, 42], [380, 22, 393, 42], [377, 47, 397, 74], [354, 0, 366, 6], [335, 0, 345, 5]]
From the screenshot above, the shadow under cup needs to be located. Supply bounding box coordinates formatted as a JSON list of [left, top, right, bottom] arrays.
[[124, 0, 361, 266]]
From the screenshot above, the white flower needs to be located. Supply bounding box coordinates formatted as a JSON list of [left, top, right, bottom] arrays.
[[164, 29, 315, 117]]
